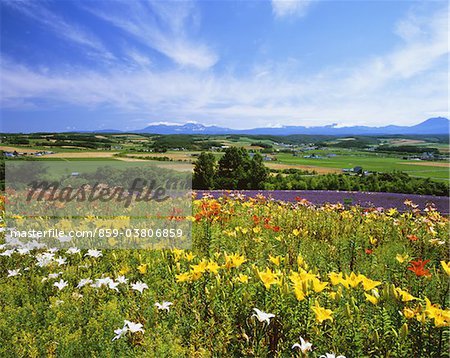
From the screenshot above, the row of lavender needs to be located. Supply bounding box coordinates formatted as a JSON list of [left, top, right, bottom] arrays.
[[196, 190, 450, 214]]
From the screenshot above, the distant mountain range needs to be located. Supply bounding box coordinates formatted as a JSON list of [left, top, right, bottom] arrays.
[[122, 117, 449, 136]]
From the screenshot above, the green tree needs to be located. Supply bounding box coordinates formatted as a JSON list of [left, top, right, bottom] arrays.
[[193, 152, 216, 189], [248, 153, 269, 189], [216, 147, 251, 189]]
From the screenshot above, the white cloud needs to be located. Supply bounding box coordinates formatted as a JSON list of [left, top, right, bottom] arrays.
[[271, 0, 313, 18], [81, 0, 217, 70], [1, 4, 448, 129]]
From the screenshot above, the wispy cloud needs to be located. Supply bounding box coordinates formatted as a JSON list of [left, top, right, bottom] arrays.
[[3, 0, 114, 61], [1, 3, 447, 129], [271, 0, 314, 18], [81, 0, 217, 70]]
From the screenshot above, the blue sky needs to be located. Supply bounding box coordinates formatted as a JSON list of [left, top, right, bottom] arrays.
[[0, 0, 448, 132]]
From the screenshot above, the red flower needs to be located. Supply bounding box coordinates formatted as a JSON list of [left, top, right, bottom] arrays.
[[407, 234, 419, 242], [408, 259, 431, 277], [272, 226, 280, 232], [365, 249, 373, 255]]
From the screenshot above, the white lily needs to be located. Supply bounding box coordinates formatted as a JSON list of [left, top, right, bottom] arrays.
[[55, 257, 67, 266], [7, 269, 21, 277], [112, 320, 144, 341], [131, 281, 148, 294], [66, 247, 81, 255], [36, 252, 55, 267], [116, 275, 128, 284], [319, 354, 346, 358], [17, 247, 31, 255], [252, 308, 275, 325], [53, 279, 68, 291], [0, 249, 15, 257], [108, 280, 120, 292], [76, 278, 93, 288], [112, 326, 128, 341], [42, 272, 64, 282], [292, 336, 313, 353], [91, 277, 113, 288], [124, 320, 144, 333], [155, 301, 173, 312], [84, 249, 102, 258], [48, 248, 59, 253]]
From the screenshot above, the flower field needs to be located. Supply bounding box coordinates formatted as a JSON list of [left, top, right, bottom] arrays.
[[0, 195, 449, 357]]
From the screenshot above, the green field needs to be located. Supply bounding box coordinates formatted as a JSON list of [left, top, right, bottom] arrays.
[[275, 152, 450, 181], [24, 158, 192, 177]]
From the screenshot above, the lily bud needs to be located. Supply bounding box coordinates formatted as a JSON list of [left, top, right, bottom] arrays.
[[400, 323, 408, 340], [380, 285, 389, 300], [372, 330, 380, 345], [335, 288, 342, 301], [282, 282, 290, 295], [351, 297, 359, 312], [390, 284, 398, 300], [345, 302, 352, 319]]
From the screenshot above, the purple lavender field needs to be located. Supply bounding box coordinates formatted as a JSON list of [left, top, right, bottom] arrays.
[[198, 190, 450, 214]]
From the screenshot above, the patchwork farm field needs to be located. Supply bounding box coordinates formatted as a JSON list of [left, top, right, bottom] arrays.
[[0, 195, 449, 357], [275, 153, 450, 182], [2, 131, 449, 183]]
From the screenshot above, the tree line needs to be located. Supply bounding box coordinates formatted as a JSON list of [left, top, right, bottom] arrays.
[[193, 147, 449, 196]]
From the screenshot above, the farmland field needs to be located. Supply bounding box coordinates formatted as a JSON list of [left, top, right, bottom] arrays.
[[0, 195, 449, 357], [275, 153, 450, 182], [2, 132, 449, 183]]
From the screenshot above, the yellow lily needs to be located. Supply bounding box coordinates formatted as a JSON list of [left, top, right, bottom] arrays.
[[236, 274, 249, 284], [293, 283, 307, 301], [440, 261, 450, 276], [176, 272, 191, 283], [184, 252, 196, 261], [224, 253, 247, 269], [396, 253, 410, 263], [311, 278, 328, 293], [191, 260, 208, 274], [328, 272, 348, 288], [269, 255, 282, 267], [360, 275, 381, 291], [311, 301, 333, 323], [137, 263, 148, 274], [207, 261, 221, 274], [345, 272, 361, 288], [396, 288, 417, 302], [364, 293, 379, 305], [257, 267, 281, 289]]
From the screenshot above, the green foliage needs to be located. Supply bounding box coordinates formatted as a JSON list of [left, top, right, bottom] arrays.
[[266, 171, 449, 196], [193, 148, 269, 189], [378, 145, 440, 154], [193, 152, 216, 189]]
